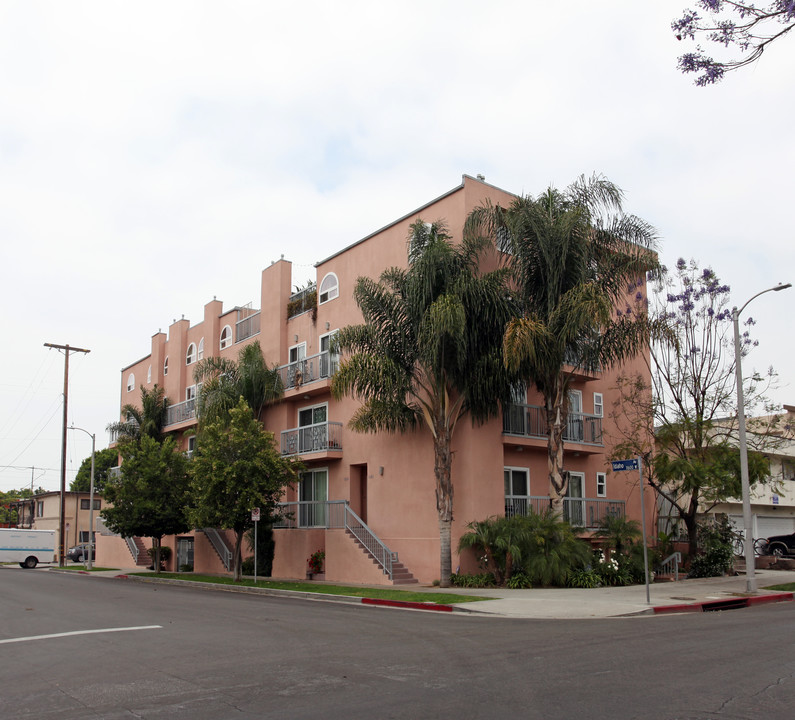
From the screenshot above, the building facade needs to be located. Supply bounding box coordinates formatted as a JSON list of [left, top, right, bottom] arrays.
[[102, 175, 654, 583]]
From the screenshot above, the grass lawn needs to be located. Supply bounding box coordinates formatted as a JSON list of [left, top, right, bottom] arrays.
[[130, 572, 489, 605], [62, 566, 119, 572], [764, 582, 795, 592]]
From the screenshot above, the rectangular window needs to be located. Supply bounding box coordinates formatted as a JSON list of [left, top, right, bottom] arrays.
[[298, 404, 328, 453], [36, 501, 44, 518], [596, 472, 607, 497], [319, 331, 339, 378], [186, 385, 197, 402], [81, 499, 100, 510], [504, 467, 529, 517], [79, 531, 90, 543], [593, 392, 604, 417]]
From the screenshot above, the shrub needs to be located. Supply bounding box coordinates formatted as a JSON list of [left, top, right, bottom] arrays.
[[567, 568, 601, 588], [506, 572, 531, 589], [688, 516, 734, 578], [450, 572, 497, 588]]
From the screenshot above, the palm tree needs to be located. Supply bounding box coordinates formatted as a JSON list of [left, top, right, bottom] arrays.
[[193, 340, 283, 425], [331, 219, 517, 587], [106, 384, 170, 444], [466, 175, 658, 514]]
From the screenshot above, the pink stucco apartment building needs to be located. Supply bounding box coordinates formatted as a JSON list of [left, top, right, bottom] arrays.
[[99, 174, 654, 584]]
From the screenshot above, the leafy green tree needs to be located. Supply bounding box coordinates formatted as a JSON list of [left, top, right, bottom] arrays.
[[331, 219, 517, 587], [106, 384, 170, 444], [466, 175, 657, 514], [190, 398, 299, 581], [193, 340, 282, 425], [69, 447, 120, 493], [609, 260, 776, 558], [100, 435, 191, 572]]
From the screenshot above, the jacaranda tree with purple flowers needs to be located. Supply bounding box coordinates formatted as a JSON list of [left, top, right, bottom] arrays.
[[673, 1, 795, 85], [609, 259, 774, 558]]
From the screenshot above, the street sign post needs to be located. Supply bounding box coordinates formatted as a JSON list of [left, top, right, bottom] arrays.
[[611, 457, 650, 604], [251, 508, 260, 583]]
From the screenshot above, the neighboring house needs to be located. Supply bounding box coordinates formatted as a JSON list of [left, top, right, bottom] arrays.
[[709, 404, 795, 541], [17, 491, 102, 560], [102, 174, 654, 584]]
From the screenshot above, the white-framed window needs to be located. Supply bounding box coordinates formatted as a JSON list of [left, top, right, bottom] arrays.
[[126, 373, 135, 392], [186, 343, 197, 365], [220, 325, 232, 350], [187, 435, 196, 457], [198, 337, 204, 361], [36, 501, 44, 518], [504, 467, 529, 517], [496, 226, 513, 254], [299, 468, 328, 527], [186, 385, 197, 401], [319, 272, 339, 304], [147, 365, 152, 384], [164, 357, 169, 376], [593, 392, 604, 418], [565, 471, 586, 525], [287, 342, 307, 388], [567, 390, 583, 441], [596, 472, 607, 497], [319, 330, 339, 378]]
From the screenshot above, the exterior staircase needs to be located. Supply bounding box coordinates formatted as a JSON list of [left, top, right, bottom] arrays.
[[345, 528, 418, 585], [128, 536, 150, 566]]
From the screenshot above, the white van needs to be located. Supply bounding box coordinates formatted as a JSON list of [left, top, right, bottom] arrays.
[[0, 528, 56, 568]]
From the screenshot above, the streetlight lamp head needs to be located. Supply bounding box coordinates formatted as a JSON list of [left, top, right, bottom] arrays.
[[773, 283, 792, 291]]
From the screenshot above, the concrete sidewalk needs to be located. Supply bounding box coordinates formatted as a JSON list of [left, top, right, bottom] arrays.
[[48, 565, 795, 619]]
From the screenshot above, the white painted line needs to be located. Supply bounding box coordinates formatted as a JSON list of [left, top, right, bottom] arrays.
[[0, 625, 162, 645]]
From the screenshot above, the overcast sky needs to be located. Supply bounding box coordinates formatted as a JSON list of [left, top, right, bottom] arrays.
[[1, 1, 793, 494]]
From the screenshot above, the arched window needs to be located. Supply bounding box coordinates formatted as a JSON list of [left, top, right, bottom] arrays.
[[186, 343, 197, 365], [198, 337, 204, 361], [147, 365, 152, 384], [319, 273, 339, 304], [164, 357, 169, 376], [220, 325, 232, 350], [126, 373, 135, 392]]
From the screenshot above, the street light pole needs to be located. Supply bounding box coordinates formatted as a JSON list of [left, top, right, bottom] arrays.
[[69, 425, 96, 570], [733, 282, 791, 593]]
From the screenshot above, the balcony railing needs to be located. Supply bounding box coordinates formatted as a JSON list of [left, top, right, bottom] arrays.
[[277, 351, 338, 391], [165, 398, 196, 427], [280, 421, 343, 456], [236, 311, 261, 343], [505, 496, 625, 529], [503, 404, 603, 445]]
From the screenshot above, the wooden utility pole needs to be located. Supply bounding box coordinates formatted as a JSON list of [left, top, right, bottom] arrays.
[[44, 343, 90, 566]]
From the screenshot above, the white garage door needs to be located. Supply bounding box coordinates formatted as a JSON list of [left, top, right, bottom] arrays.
[[757, 516, 795, 539]]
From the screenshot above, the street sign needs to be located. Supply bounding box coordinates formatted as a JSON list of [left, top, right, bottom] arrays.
[[251, 507, 261, 522], [611, 458, 639, 472]]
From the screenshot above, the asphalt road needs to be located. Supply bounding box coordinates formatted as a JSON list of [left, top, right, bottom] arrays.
[[1, 567, 794, 719]]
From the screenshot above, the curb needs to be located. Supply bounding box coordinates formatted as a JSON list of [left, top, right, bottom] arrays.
[[652, 591, 794, 615]]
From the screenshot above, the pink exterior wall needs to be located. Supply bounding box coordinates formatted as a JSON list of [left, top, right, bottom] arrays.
[[110, 174, 656, 585]]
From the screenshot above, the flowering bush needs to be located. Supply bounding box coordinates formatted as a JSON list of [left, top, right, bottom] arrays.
[[307, 549, 325, 574]]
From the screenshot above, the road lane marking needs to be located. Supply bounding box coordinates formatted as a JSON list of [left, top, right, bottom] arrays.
[[0, 625, 162, 645]]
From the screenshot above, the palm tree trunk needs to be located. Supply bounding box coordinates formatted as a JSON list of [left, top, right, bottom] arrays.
[[547, 394, 568, 516], [434, 429, 454, 587]]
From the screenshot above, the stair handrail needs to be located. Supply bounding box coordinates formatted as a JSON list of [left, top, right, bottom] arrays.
[[124, 536, 139, 564], [343, 503, 396, 579], [656, 551, 682, 581], [203, 527, 234, 571]]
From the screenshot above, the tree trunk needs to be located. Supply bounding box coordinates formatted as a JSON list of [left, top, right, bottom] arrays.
[[547, 391, 568, 516], [153, 537, 161, 574], [434, 427, 454, 588], [233, 530, 244, 582]]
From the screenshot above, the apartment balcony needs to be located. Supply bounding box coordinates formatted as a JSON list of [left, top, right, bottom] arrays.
[[165, 398, 196, 428], [236, 311, 260, 343], [563, 350, 601, 381], [503, 404, 603, 452], [277, 351, 338, 398], [505, 496, 624, 530], [280, 421, 343, 458]]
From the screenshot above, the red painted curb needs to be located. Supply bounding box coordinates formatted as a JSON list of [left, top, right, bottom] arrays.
[[115, 574, 129, 579], [746, 592, 794, 606], [361, 598, 454, 612], [653, 592, 794, 615]]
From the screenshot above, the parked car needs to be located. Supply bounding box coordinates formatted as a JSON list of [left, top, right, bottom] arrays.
[[66, 543, 94, 562], [759, 533, 795, 558]]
